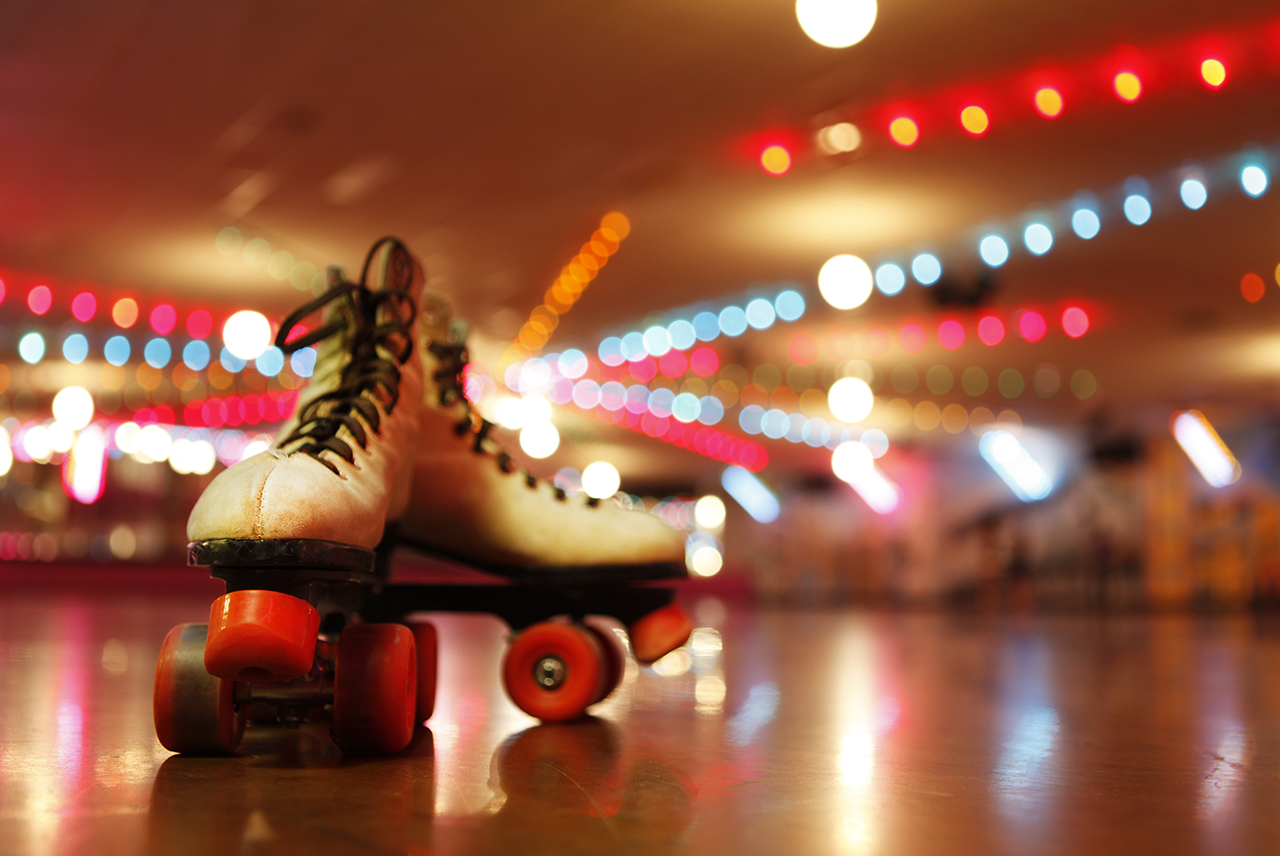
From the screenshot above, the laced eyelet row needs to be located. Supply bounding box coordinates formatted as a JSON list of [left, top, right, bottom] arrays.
[[429, 338, 589, 506], [273, 238, 416, 476]]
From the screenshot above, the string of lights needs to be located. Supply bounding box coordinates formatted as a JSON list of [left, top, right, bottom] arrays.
[[821, 140, 1275, 306], [499, 212, 632, 370], [750, 14, 1280, 173]]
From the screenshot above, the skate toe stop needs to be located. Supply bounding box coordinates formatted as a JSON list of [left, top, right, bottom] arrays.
[[628, 604, 693, 665], [205, 591, 320, 682]]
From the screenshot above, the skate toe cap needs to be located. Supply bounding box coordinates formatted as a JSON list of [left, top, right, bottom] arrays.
[[187, 450, 386, 549]]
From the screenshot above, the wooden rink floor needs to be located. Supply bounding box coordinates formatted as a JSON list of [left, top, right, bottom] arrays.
[[5, 570, 1280, 856]]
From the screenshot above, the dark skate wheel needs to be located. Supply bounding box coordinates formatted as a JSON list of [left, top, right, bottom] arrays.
[[205, 590, 320, 682], [628, 603, 693, 665], [333, 623, 417, 753], [584, 620, 628, 704], [408, 620, 438, 724], [154, 623, 245, 755], [502, 622, 605, 722]]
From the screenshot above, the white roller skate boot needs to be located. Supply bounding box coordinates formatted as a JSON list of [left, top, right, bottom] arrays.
[[184, 237, 428, 685], [395, 308, 694, 681]]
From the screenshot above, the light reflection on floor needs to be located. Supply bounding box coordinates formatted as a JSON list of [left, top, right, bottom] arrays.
[[5, 581, 1280, 854]]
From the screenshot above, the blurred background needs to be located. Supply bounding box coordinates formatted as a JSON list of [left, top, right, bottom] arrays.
[[3, 0, 1280, 611]]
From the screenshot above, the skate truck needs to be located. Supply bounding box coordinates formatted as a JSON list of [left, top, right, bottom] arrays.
[[153, 237, 693, 755]]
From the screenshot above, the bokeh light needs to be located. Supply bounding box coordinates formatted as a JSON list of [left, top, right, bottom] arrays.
[[760, 145, 792, 176], [1072, 208, 1101, 239], [1241, 273, 1265, 303], [818, 254, 873, 310], [112, 298, 139, 328], [144, 338, 171, 368], [694, 495, 727, 529], [979, 235, 1009, 267], [187, 309, 213, 339], [889, 117, 919, 147], [998, 368, 1025, 398], [875, 263, 906, 295], [53, 387, 94, 430], [1113, 71, 1142, 102], [1123, 194, 1151, 225], [828, 377, 874, 422], [1180, 178, 1207, 210], [291, 347, 316, 377], [960, 105, 989, 135], [643, 325, 672, 357], [558, 349, 588, 378], [963, 366, 990, 396], [1200, 58, 1227, 88], [222, 310, 272, 360], [667, 320, 697, 350], [816, 122, 861, 154], [899, 324, 926, 354], [71, 292, 97, 322], [1018, 310, 1047, 342], [659, 349, 688, 379], [831, 439, 872, 482], [1072, 369, 1098, 399], [519, 422, 560, 459], [18, 332, 45, 364], [795, 0, 877, 48], [1062, 307, 1091, 337], [150, 304, 177, 335], [689, 545, 724, 577], [1024, 223, 1053, 255], [789, 335, 818, 365], [977, 316, 1005, 346], [62, 333, 89, 363], [1241, 165, 1268, 197], [775, 290, 806, 321], [104, 336, 130, 366], [938, 319, 965, 350], [1034, 87, 1064, 118], [745, 298, 777, 329], [183, 340, 211, 370], [27, 285, 52, 315], [718, 306, 749, 337], [690, 348, 720, 376], [0, 427, 10, 477], [256, 346, 285, 377], [911, 253, 941, 285], [216, 226, 243, 256], [582, 461, 621, 499]]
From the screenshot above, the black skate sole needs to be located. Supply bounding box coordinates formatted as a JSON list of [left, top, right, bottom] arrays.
[[189, 539, 376, 574], [391, 536, 687, 585], [189, 535, 686, 630]]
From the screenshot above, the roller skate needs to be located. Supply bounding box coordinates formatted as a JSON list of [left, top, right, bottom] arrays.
[[359, 316, 692, 723], [154, 240, 692, 755], [155, 237, 433, 755]]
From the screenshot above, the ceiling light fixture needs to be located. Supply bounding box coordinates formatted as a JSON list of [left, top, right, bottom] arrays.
[[795, 0, 877, 49]]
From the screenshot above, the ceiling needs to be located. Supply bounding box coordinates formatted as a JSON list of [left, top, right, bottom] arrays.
[[3, 0, 1280, 487]]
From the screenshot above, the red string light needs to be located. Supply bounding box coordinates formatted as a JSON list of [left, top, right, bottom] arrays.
[[756, 15, 1280, 161]]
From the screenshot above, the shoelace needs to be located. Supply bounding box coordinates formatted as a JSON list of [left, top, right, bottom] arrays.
[[273, 238, 417, 476], [429, 340, 588, 505]]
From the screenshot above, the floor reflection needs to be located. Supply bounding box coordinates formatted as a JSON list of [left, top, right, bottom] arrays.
[[8, 584, 1280, 855], [144, 719, 697, 856]]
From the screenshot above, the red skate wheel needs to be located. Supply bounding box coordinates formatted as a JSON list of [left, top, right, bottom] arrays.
[[583, 620, 628, 704], [502, 622, 605, 723], [333, 623, 417, 753], [628, 603, 693, 665], [204, 590, 320, 682], [154, 623, 245, 755], [408, 620, 438, 724]]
